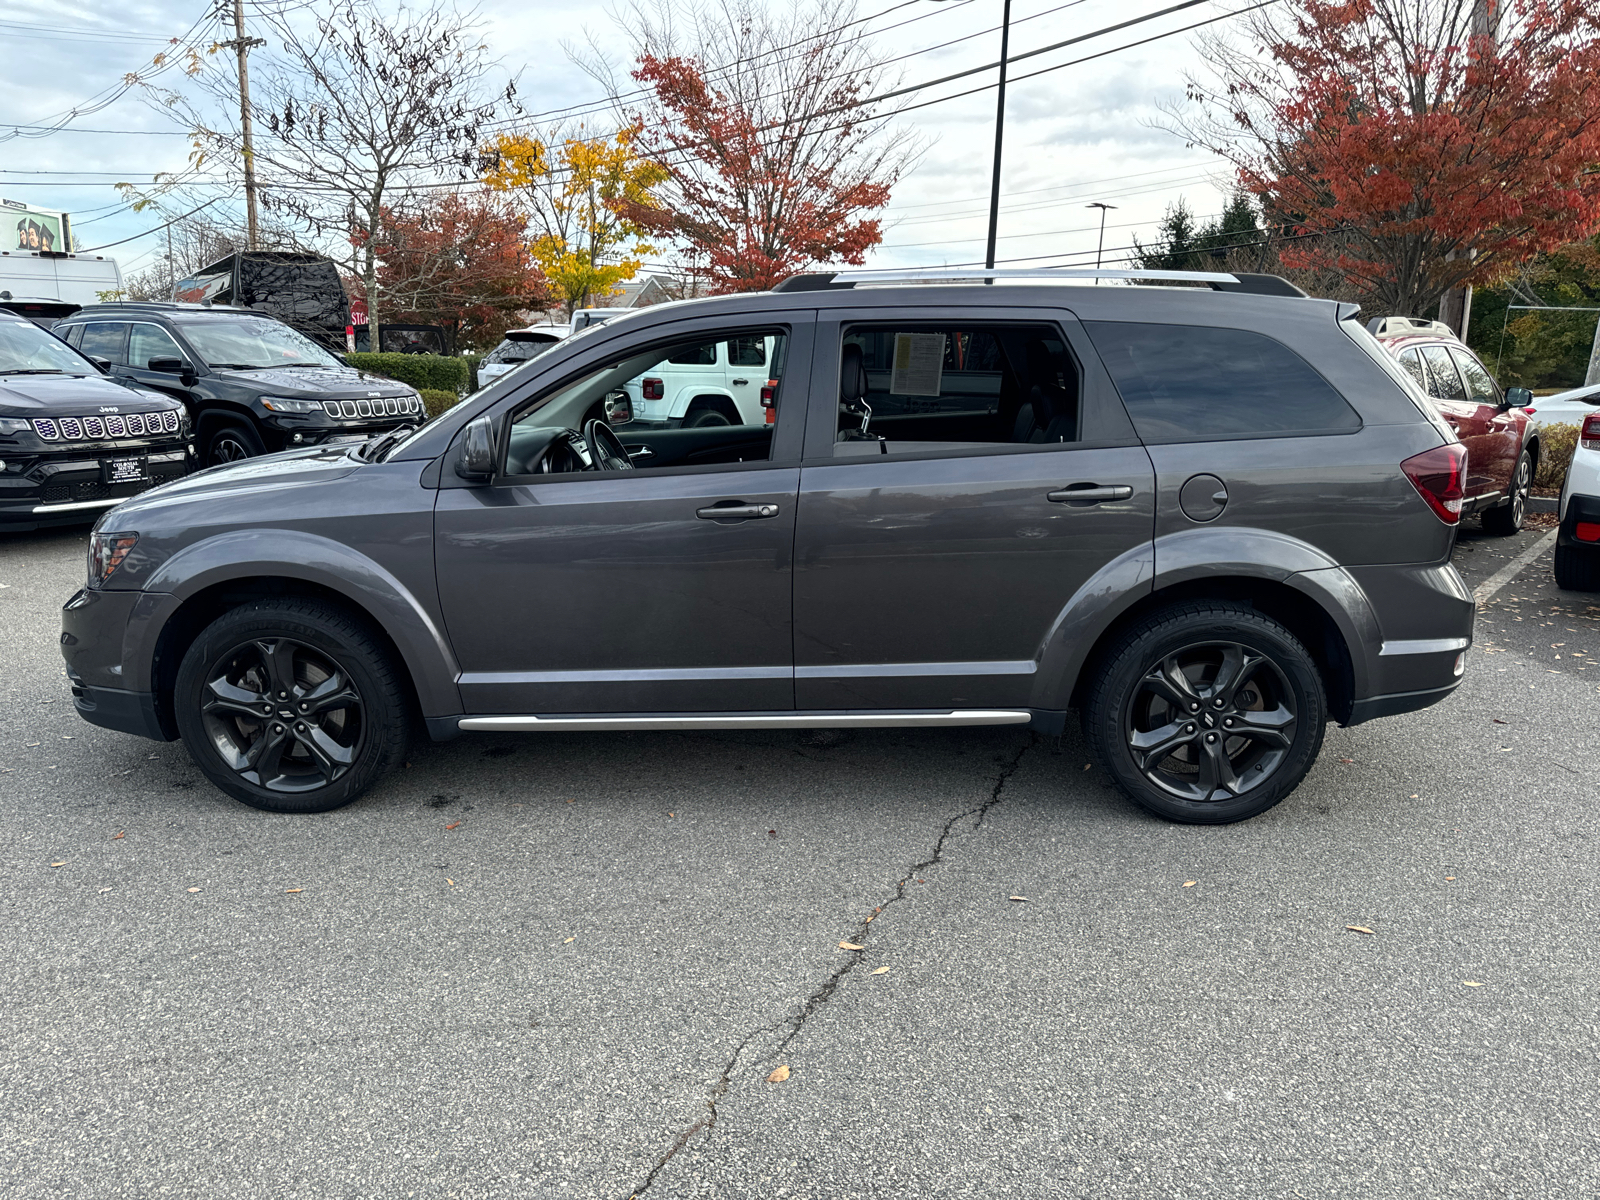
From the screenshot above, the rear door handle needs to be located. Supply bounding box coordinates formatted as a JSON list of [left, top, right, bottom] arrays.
[[696, 502, 779, 520], [731, 378, 750, 386], [1047, 484, 1133, 504]]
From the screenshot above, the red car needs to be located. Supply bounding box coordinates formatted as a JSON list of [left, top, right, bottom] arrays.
[[1371, 317, 1538, 535]]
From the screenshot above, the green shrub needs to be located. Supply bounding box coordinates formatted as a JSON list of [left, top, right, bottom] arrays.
[[419, 389, 461, 418], [463, 355, 483, 393], [1535, 422, 1581, 490], [346, 352, 468, 394]]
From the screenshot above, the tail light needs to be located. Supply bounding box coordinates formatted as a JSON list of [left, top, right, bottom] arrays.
[[1582, 412, 1600, 449], [761, 380, 777, 425], [1401, 443, 1468, 525], [1575, 522, 1600, 543], [642, 378, 664, 401]]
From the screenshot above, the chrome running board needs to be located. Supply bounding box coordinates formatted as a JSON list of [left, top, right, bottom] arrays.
[[457, 710, 1031, 733]]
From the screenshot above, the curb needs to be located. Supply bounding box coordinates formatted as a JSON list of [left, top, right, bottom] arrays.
[[1529, 496, 1559, 514]]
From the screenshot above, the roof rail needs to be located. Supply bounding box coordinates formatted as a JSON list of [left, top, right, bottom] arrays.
[[832, 267, 1237, 285]]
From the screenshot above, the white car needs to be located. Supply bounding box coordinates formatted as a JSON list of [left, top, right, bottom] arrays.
[[478, 325, 567, 386], [1556, 409, 1600, 591], [622, 333, 779, 428], [1523, 381, 1600, 430]]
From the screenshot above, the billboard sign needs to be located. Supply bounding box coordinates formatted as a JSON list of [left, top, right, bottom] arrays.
[[3, 199, 71, 253]]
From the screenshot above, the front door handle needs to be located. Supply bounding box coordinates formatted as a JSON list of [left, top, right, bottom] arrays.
[[696, 502, 779, 520], [730, 378, 750, 386], [1047, 484, 1133, 504]]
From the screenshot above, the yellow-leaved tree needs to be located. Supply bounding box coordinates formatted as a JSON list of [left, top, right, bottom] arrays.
[[482, 126, 668, 316]]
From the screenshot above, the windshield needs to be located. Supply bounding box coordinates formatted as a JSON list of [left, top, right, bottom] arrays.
[[0, 318, 92, 374], [175, 316, 342, 369], [484, 336, 559, 366]]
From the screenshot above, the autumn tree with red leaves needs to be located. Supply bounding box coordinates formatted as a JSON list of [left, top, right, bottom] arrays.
[[1176, 0, 1600, 317], [358, 195, 552, 351], [611, 0, 918, 293]]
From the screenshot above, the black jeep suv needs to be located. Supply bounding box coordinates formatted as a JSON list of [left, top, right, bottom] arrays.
[[54, 303, 425, 467], [62, 269, 1476, 825], [0, 307, 189, 530]]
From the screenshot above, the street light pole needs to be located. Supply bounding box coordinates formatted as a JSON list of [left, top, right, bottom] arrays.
[[1087, 202, 1116, 281], [984, 0, 1013, 271]]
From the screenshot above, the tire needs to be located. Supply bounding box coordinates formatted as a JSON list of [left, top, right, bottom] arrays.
[[1554, 542, 1600, 592], [173, 598, 409, 813], [1481, 450, 1532, 536], [685, 404, 734, 428], [203, 419, 266, 467], [1081, 601, 1328, 825]]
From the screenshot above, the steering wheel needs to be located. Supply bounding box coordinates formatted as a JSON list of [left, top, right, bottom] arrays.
[[583, 418, 634, 471]]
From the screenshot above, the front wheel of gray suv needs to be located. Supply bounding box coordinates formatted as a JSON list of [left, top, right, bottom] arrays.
[[173, 599, 409, 813], [1082, 602, 1328, 824]]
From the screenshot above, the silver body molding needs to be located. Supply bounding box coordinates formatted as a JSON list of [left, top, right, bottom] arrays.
[[459, 710, 1031, 732]]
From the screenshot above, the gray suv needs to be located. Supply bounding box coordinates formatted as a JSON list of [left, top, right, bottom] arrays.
[[60, 269, 1475, 824]]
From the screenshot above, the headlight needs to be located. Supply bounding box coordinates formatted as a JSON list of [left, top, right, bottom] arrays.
[[89, 531, 139, 587], [0, 417, 31, 435], [260, 397, 323, 414]]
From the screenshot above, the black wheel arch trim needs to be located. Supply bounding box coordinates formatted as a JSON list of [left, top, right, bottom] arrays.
[[1031, 526, 1382, 720], [126, 529, 462, 718]]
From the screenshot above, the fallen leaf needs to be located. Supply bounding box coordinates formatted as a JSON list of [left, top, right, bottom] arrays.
[[1492, 718, 1508, 724], [111, 831, 124, 840], [563, 936, 575, 944], [50, 861, 65, 868], [1182, 881, 1196, 888], [1463, 980, 1484, 987], [61, 735, 73, 740], [284, 888, 302, 894], [1410, 794, 1419, 799], [667, 812, 674, 818], [1008, 895, 1029, 902], [1445, 876, 1456, 881], [186, 887, 200, 893], [24, 742, 39, 747], [97, 887, 111, 894], [445, 822, 461, 830], [839, 941, 863, 951], [446, 878, 455, 886], [1082, 763, 1092, 771], [766, 1065, 790, 1083], [1347, 925, 1374, 935], [768, 829, 777, 838], [871, 966, 890, 975], [1338, 757, 1355, 764]]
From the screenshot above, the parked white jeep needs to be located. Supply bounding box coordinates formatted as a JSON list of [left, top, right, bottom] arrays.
[[622, 334, 776, 427]]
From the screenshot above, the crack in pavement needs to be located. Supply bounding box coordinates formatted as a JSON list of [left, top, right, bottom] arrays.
[[622, 735, 1034, 1199]]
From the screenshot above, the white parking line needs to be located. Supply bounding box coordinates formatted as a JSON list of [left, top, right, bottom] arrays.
[[1473, 529, 1559, 606]]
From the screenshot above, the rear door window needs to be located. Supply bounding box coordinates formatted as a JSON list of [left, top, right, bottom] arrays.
[[1419, 346, 1468, 401], [1397, 348, 1429, 391], [726, 336, 767, 367], [1083, 321, 1360, 441], [76, 322, 128, 363]]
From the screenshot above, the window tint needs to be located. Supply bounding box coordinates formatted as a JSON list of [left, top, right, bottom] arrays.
[[76, 322, 127, 363], [128, 323, 185, 369], [1397, 349, 1429, 391], [1084, 322, 1360, 440], [668, 342, 717, 366], [61, 323, 84, 348], [1419, 346, 1467, 401], [835, 325, 1079, 455], [1450, 348, 1500, 404], [727, 336, 767, 367]]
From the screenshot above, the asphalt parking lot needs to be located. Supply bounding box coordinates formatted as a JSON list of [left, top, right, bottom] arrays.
[[2, 519, 1597, 1200]]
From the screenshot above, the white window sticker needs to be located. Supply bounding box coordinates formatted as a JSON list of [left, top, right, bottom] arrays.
[[890, 332, 945, 396]]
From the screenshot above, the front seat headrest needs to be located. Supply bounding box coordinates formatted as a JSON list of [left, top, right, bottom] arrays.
[[840, 343, 868, 403]]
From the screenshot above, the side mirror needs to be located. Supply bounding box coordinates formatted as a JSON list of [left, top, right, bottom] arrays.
[[455, 415, 497, 479], [1503, 386, 1533, 410], [148, 356, 198, 385]]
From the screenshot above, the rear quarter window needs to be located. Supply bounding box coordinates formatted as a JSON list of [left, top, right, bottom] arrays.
[[1083, 321, 1361, 441]]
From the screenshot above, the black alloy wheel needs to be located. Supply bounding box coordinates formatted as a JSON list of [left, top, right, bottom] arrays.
[[685, 406, 733, 428], [1083, 601, 1327, 824], [1482, 449, 1532, 535], [201, 637, 364, 792], [174, 599, 408, 813], [204, 421, 265, 467]]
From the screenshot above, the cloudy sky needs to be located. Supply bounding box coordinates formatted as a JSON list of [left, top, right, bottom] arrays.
[[0, 0, 1250, 285]]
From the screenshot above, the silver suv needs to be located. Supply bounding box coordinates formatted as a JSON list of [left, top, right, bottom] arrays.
[[61, 269, 1475, 824]]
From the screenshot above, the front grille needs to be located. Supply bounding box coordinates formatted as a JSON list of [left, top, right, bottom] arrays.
[[323, 401, 342, 419], [42, 484, 68, 503], [74, 481, 109, 502], [341, 400, 358, 419], [30, 411, 179, 443]]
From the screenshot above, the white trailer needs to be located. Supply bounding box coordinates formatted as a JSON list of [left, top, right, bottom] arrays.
[[0, 249, 123, 306]]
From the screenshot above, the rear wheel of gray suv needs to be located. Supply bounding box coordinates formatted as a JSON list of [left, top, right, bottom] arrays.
[[1083, 602, 1327, 825], [174, 599, 409, 813]]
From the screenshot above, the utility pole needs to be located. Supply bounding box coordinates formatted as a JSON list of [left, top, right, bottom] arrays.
[[984, 0, 1013, 271], [1440, 0, 1498, 336], [1087, 202, 1116, 281], [219, 0, 266, 250]]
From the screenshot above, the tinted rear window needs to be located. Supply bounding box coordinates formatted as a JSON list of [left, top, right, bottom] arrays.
[[1083, 321, 1361, 441]]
